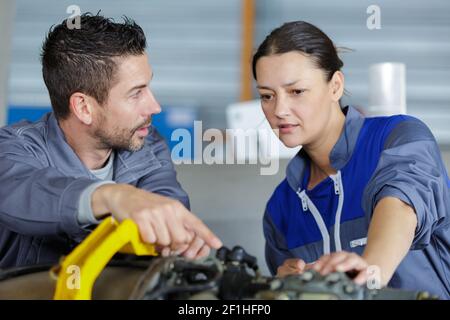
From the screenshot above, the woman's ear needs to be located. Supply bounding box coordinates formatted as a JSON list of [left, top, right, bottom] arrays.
[[69, 92, 95, 125], [330, 71, 345, 102]]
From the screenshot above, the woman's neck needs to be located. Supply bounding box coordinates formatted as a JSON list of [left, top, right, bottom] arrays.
[[304, 105, 346, 186]]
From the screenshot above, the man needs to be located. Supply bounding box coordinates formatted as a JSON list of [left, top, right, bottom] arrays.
[[0, 13, 222, 268]]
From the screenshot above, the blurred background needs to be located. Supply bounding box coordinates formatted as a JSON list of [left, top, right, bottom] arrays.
[[0, 0, 449, 275]]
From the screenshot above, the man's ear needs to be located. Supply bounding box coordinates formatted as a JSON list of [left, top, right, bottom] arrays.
[[68, 92, 95, 125], [330, 71, 345, 102]]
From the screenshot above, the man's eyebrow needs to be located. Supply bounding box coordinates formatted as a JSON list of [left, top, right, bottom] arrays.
[[256, 79, 305, 90], [127, 73, 153, 95], [127, 84, 147, 95]]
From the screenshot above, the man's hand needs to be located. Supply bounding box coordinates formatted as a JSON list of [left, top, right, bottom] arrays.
[[276, 258, 311, 277], [91, 183, 222, 250], [312, 252, 369, 285], [160, 233, 211, 259]]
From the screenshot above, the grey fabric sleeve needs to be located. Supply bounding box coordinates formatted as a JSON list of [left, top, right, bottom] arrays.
[[0, 156, 96, 241], [263, 208, 293, 275], [363, 118, 450, 250], [77, 180, 116, 225]]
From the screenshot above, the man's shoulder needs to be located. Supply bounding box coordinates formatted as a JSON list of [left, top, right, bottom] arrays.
[[0, 114, 51, 159], [0, 113, 51, 144]]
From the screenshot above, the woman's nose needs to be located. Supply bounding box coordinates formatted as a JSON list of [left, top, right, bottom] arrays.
[[274, 98, 290, 118]]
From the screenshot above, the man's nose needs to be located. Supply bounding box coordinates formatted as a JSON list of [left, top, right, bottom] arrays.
[[143, 88, 162, 116]]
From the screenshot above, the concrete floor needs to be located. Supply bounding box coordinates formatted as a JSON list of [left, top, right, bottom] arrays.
[[176, 150, 450, 276]]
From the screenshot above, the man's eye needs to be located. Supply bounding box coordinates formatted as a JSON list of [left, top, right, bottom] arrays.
[[132, 90, 141, 98]]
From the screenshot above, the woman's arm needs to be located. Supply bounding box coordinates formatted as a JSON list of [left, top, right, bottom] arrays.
[[314, 117, 450, 286], [313, 196, 417, 286], [361, 196, 417, 285]]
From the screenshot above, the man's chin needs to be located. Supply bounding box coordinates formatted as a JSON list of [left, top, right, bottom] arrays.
[[128, 137, 145, 152]]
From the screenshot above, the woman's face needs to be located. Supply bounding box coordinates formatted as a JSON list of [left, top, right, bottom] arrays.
[[255, 51, 340, 148]]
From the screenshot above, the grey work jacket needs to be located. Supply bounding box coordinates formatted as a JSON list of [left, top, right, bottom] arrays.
[[0, 112, 189, 268]]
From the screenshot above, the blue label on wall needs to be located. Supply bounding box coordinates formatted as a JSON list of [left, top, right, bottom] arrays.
[[7, 106, 52, 125]]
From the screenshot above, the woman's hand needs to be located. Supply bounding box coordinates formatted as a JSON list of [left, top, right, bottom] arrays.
[[276, 258, 316, 277], [312, 251, 369, 285]]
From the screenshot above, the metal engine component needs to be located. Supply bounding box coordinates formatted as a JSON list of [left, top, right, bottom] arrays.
[[0, 245, 439, 300], [128, 246, 439, 300]]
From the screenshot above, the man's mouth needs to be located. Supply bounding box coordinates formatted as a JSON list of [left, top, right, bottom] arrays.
[[134, 120, 151, 137], [135, 126, 149, 138]]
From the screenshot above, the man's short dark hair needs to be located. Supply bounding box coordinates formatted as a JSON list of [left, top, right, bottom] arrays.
[[41, 13, 147, 120]]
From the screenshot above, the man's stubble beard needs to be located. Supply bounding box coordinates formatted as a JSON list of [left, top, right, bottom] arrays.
[[93, 112, 148, 152]]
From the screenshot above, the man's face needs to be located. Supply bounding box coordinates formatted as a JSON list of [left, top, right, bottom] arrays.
[[93, 53, 161, 152]]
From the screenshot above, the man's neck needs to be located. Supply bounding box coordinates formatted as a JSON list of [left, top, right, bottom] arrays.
[[58, 118, 112, 170]]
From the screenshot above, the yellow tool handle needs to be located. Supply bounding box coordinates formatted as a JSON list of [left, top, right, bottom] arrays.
[[53, 216, 157, 300]]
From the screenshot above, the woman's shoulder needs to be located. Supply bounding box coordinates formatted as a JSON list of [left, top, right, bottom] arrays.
[[362, 114, 435, 148], [266, 178, 299, 208]]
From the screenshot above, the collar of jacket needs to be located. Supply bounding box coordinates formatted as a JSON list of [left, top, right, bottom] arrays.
[[286, 105, 366, 191], [46, 113, 161, 183]]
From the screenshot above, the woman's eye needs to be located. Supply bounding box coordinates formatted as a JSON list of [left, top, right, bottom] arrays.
[[292, 89, 304, 96], [259, 94, 273, 101]]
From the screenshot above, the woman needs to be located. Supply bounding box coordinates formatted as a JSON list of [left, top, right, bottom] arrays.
[[254, 21, 450, 298]]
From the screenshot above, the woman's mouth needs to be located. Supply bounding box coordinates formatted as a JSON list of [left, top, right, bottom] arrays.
[[278, 123, 299, 134]]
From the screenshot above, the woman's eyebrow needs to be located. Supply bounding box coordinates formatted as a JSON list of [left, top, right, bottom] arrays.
[[282, 79, 309, 87], [256, 84, 274, 90], [257, 79, 308, 90]]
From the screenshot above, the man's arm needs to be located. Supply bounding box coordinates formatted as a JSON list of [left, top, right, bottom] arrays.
[[109, 128, 218, 255], [0, 140, 222, 251], [91, 183, 222, 250], [0, 156, 97, 240]]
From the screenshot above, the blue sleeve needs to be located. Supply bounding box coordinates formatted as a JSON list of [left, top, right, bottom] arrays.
[[363, 118, 450, 250], [263, 207, 293, 275], [136, 127, 190, 210]]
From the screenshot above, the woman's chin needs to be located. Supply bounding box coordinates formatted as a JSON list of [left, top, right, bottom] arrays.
[[280, 137, 302, 149]]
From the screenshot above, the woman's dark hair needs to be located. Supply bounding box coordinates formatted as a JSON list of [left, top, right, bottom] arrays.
[[252, 21, 344, 82], [41, 12, 147, 120]]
